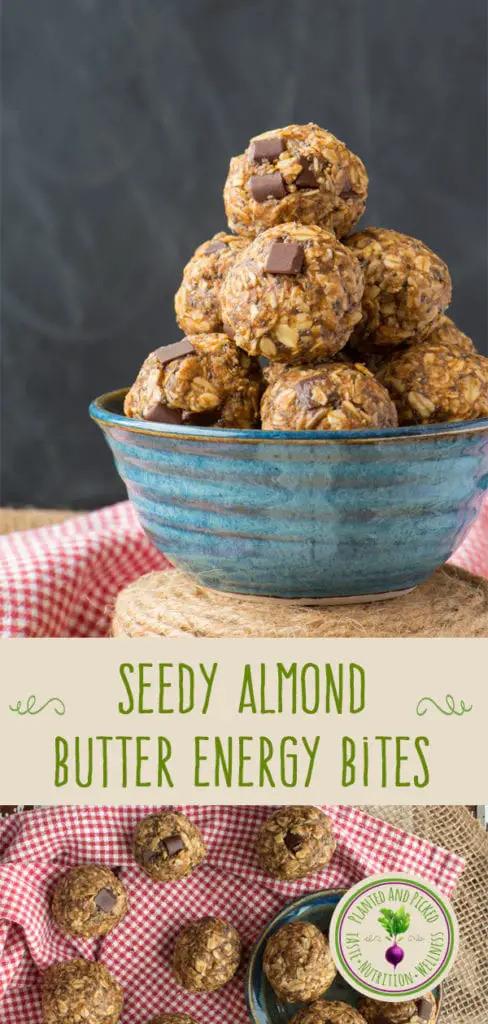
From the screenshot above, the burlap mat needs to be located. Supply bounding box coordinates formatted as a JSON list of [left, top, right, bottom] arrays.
[[363, 806, 487, 1023], [112, 565, 488, 637], [0, 508, 76, 535]]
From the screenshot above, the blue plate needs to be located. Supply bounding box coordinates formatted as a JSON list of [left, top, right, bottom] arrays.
[[246, 888, 442, 1023]]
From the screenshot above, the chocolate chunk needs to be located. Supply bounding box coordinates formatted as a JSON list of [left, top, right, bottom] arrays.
[[295, 157, 319, 189], [162, 834, 185, 857], [416, 1000, 433, 1021], [182, 410, 218, 426], [94, 888, 117, 913], [265, 242, 304, 275], [284, 831, 303, 853], [143, 402, 184, 425], [250, 172, 287, 203], [143, 848, 160, 865], [153, 338, 194, 365], [249, 136, 285, 163], [205, 241, 228, 255], [340, 183, 359, 199]]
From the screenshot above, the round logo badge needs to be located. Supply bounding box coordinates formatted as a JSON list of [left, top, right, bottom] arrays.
[[329, 873, 459, 1002]]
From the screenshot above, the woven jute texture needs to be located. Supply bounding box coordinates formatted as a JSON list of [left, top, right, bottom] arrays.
[[0, 508, 76, 535], [112, 565, 488, 638], [364, 805, 488, 1024]]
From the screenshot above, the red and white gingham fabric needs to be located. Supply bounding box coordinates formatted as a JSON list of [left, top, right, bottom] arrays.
[[0, 805, 465, 1023], [0, 499, 487, 637]]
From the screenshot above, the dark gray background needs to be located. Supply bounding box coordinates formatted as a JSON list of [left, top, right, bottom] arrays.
[[2, 0, 487, 509]]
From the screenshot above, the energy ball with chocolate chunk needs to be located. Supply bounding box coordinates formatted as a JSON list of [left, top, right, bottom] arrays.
[[145, 1017, 200, 1024], [290, 1000, 368, 1024], [378, 342, 488, 425], [263, 920, 336, 1003], [42, 960, 123, 1024], [175, 232, 247, 335], [51, 864, 127, 939], [172, 916, 241, 992], [257, 806, 335, 880], [358, 991, 438, 1023], [346, 228, 452, 349], [133, 811, 206, 882], [224, 123, 368, 238], [261, 363, 398, 432], [221, 222, 364, 364], [124, 335, 262, 429], [349, 314, 476, 369]]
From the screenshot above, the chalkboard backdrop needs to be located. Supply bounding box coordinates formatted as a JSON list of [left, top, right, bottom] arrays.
[[2, 0, 487, 508]]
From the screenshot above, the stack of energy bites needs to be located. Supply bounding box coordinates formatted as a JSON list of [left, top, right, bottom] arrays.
[[40, 807, 438, 1024], [125, 122, 488, 433]]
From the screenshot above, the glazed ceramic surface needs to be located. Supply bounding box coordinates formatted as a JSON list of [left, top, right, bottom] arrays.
[[90, 390, 488, 600], [246, 888, 442, 1024]]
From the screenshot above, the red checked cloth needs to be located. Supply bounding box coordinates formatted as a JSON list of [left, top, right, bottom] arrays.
[[1, 499, 487, 637], [0, 805, 465, 1023]]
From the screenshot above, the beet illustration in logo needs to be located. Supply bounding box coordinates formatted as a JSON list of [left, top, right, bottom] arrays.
[[378, 906, 410, 968]]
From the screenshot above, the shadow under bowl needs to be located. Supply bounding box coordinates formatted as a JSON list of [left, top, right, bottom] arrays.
[[90, 389, 488, 602], [246, 888, 442, 1023]]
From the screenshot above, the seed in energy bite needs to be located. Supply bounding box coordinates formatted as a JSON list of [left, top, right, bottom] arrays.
[[265, 241, 305, 275], [250, 171, 287, 202], [250, 135, 286, 162]]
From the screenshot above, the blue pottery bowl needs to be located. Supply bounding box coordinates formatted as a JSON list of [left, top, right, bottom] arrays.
[[246, 888, 442, 1023], [90, 389, 488, 602]]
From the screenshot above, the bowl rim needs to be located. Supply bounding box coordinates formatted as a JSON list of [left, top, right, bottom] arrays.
[[90, 388, 488, 446], [245, 886, 443, 1023]]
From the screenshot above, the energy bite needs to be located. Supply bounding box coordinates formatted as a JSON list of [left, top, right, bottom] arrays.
[[358, 991, 438, 1023], [350, 315, 476, 373], [346, 228, 452, 348], [145, 1017, 200, 1024], [175, 231, 247, 335], [133, 811, 206, 882], [42, 960, 123, 1024], [51, 864, 127, 939], [257, 806, 336, 880], [261, 363, 398, 431], [124, 336, 262, 429], [290, 1000, 368, 1024], [221, 222, 364, 364], [263, 920, 336, 1003], [378, 341, 488, 425], [224, 123, 368, 238], [172, 916, 241, 992]]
